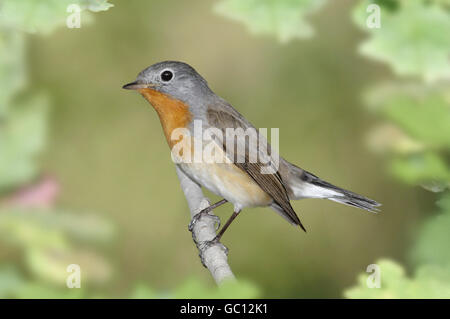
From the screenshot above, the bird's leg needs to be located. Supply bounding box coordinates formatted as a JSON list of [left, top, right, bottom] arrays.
[[199, 209, 241, 251], [196, 209, 241, 267], [188, 199, 228, 232], [213, 209, 241, 242]]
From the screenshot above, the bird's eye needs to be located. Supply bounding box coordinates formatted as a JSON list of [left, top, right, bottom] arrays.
[[161, 70, 173, 82]]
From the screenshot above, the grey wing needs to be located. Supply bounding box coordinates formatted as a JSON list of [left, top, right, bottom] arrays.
[[206, 102, 306, 231]]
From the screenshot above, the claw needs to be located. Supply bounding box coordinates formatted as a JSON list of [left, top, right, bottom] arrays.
[[188, 208, 220, 232], [213, 216, 220, 230], [199, 237, 219, 250], [198, 238, 229, 268]]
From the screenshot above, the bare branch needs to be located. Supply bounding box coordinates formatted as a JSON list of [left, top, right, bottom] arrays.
[[175, 166, 235, 284]]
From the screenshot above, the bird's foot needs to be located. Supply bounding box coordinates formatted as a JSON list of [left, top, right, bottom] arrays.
[[188, 208, 221, 232], [198, 236, 228, 268], [198, 235, 218, 249]]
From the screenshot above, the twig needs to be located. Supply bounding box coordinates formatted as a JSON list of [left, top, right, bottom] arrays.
[[175, 166, 235, 284]]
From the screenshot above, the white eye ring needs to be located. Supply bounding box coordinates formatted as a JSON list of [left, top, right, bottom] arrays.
[[160, 69, 174, 82]]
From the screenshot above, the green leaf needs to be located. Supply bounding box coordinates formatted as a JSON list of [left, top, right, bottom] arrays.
[[0, 32, 27, 115], [363, 82, 450, 188], [26, 247, 112, 285], [0, 0, 114, 34], [390, 152, 450, 186], [367, 123, 424, 155], [365, 83, 450, 191], [0, 0, 74, 34], [347, 194, 450, 298], [381, 94, 450, 148], [0, 208, 114, 248], [0, 208, 114, 285], [345, 259, 450, 298], [0, 209, 68, 249], [214, 0, 327, 43], [80, 0, 114, 12], [411, 193, 450, 267], [353, 0, 450, 82], [0, 93, 48, 190], [0, 266, 24, 298]]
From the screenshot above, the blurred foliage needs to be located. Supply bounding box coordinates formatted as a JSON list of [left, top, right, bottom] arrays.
[[0, 0, 74, 34], [0, 0, 116, 299], [0, 93, 48, 190], [0, 209, 114, 298], [0, 0, 115, 191], [80, 0, 114, 13], [355, 1, 450, 193], [353, 0, 450, 83], [1, 0, 449, 299], [0, 0, 113, 34], [345, 259, 450, 298], [0, 32, 26, 115], [0, 0, 260, 299], [365, 83, 450, 189], [411, 195, 450, 268], [131, 278, 260, 299], [0, 263, 92, 298], [214, 0, 328, 42], [346, 0, 450, 298], [345, 194, 450, 298]]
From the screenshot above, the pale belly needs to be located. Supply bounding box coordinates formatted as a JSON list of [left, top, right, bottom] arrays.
[[172, 136, 272, 209], [178, 161, 272, 209]]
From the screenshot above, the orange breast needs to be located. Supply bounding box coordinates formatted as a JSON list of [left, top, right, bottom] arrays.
[[139, 88, 192, 148]]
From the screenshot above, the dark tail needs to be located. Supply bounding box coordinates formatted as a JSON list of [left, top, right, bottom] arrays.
[[311, 175, 381, 212], [288, 168, 381, 213]]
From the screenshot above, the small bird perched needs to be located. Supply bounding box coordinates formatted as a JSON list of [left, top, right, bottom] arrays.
[[123, 61, 380, 241]]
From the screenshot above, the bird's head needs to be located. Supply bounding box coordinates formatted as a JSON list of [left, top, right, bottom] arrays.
[[122, 61, 213, 106]]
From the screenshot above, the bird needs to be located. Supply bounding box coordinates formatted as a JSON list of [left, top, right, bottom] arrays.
[[123, 61, 380, 241]]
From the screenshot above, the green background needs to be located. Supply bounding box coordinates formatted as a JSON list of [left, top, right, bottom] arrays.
[[1, 0, 448, 298]]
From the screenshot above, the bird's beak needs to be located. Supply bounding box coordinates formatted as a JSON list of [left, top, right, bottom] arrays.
[[122, 81, 157, 90]]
